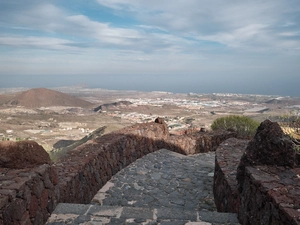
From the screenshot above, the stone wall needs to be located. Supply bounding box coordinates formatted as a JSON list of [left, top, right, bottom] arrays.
[[169, 130, 236, 155], [0, 165, 58, 225], [0, 121, 235, 225], [214, 120, 300, 225], [213, 138, 249, 213], [239, 166, 300, 225]]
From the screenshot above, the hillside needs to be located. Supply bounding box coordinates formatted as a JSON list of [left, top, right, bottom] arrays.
[[94, 100, 132, 112], [49, 126, 106, 161], [2, 88, 93, 108], [265, 97, 300, 105]]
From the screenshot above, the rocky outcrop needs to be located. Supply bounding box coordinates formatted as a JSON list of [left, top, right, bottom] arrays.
[[94, 101, 132, 112], [237, 120, 298, 192], [0, 141, 51, 169], [240, 119, 296, 167]]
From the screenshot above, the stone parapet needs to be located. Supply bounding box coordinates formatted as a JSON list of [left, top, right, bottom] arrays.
[[213, 138, 249, 213], [169, 130, 236, 155], [0, 165, 58, 225], [54, 122, 171, 206], [238, 166, 300, 225], [214, 120, 300, 224], [0, 121, 234, 225]]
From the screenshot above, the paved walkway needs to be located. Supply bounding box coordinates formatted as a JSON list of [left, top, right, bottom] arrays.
[[46, 149, 240, 225]]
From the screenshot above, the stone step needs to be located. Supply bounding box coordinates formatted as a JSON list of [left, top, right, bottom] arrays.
[[45, 203, 240, 225]]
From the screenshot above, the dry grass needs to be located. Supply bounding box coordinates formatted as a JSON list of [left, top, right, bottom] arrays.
[[281, 126, 300, 139]]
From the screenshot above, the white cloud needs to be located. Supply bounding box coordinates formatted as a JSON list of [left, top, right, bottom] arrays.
[[279, 32, 299, 37], [0, 0, 299, 82], [0, 36, 78, 51], [65, 14, 142, 45], [0, 1, 190, 53], [97, 0, 300, 52], [1, 0, 299, 54]]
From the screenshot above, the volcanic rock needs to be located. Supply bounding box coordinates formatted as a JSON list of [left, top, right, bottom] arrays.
[[237, 120, 297, 190], [200, 127, 207, 132], [0, 141, 51, 169], [154, 117, 165, 124], [242, 120, 295, 167], [154, 117, 169, 137]]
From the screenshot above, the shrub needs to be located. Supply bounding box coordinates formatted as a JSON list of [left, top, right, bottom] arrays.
[[211, 115, 260, 139]]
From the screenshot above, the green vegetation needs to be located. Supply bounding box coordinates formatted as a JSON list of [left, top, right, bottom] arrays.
[[211, 115, 260, 139], [1, 137, 30, 142]]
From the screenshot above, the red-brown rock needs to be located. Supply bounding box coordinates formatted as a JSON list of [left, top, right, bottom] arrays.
[[0, 141, 51, 169], [154, 117, 165, 124], [245, 120, 296, 166], [238, 120, 296, 170], [237, 119, 297, 191]]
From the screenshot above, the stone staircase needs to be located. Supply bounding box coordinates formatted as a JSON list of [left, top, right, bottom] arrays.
[[46, 203, 239, 225], [45, 149, 240, 225]]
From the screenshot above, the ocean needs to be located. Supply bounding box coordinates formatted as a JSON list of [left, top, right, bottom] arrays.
[[1, 74, 299, 97]]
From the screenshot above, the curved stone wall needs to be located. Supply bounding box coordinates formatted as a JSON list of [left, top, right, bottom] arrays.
[[213, 138, 249, 213], [0, 122, 235, 225]]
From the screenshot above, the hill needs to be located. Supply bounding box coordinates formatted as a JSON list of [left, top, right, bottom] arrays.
[[94, 100, 132, 112], [265, 97, 300, 105], [2, 88, 93, 108]]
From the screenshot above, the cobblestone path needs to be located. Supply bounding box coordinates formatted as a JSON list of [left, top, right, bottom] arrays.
[[46, 149, 240, 225]]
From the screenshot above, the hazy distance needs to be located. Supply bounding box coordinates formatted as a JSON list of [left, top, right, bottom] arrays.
[[1, 74, 300, 97]]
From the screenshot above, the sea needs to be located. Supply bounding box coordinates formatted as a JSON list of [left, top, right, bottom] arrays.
[[0, 74, 299, 97]]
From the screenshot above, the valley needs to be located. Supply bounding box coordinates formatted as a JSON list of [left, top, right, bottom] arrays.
[[0, 86, 299, 153]]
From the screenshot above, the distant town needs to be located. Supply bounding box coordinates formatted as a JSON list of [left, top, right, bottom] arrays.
[[0, 87, 299, 151]]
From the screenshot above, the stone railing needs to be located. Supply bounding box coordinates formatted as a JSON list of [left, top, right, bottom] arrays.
[[169, 130, 236, 155], [214, 120, 300, 225], [213, 138, 249, 213], [0, 165, 58, 225], [0, 120, 235, 225], [238, 165, 300, 225]]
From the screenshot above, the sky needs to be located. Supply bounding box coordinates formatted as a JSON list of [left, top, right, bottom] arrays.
[[0, 0, 300, 96]]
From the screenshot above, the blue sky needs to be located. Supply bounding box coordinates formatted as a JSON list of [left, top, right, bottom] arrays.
[[0, 0, 300, 95]]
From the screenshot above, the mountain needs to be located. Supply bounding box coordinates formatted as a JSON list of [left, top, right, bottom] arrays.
[[3, 88, 93, 108]]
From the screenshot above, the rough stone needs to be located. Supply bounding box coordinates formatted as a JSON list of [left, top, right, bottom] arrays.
[[0, 141, 51, 169], [154, 117, 165, 124], [213, 138, 249, 213], [240, 120, 296, 167], [237, 120, 297, 191], [214, 120, 300, 225]]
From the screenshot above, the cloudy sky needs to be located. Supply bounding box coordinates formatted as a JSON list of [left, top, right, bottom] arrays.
[[0, 0, 300, 95]]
